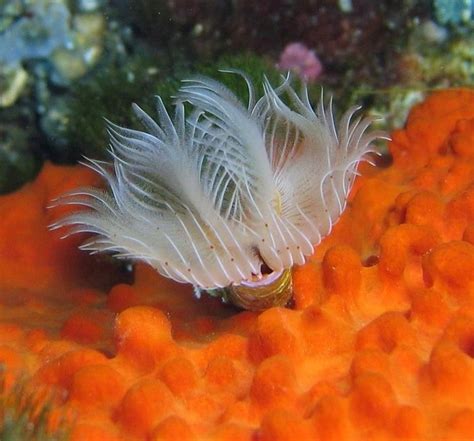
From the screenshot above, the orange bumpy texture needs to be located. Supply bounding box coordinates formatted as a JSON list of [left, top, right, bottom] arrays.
[[1, 89, 474, 441]]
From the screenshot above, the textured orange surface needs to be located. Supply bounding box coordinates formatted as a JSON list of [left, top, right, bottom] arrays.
[[1, 89, 474, 440]]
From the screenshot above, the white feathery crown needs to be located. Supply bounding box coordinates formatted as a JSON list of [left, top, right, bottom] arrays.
[[51, 72, 385, 289]]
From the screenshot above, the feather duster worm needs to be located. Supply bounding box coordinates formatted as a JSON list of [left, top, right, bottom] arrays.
[[51, 73, 385, 310]]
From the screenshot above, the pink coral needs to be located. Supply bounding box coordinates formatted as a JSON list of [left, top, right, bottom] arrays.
[[277, 42, 323, 82]]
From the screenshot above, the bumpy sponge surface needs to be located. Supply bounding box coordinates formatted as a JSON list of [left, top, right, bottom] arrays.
[[1, 89, 474, 440]]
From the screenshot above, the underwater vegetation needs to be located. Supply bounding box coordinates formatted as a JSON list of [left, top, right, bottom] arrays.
[[1, 89, 474, 439], [2, 0, 474, 197], [53, 73, 383, 310], [60, 54, 174, 162], [0, 369, 68, 441], [0, 123, 41, 195], [63, 52, 286, 161]]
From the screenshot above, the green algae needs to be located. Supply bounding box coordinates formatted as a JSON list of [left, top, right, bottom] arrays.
[[63, 51, 289, 161], [0, 124, 41, 195], [0, 369, 69, 441]]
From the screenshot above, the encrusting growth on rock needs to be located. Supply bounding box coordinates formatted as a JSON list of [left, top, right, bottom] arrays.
[[0, 89, 473, 440]]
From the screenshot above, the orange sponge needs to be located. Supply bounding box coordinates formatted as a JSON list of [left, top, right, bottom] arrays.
[[2, 89, 474, 440]]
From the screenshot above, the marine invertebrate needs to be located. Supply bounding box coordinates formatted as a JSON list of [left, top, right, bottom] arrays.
[[276, 42, 323, 83], [1, 89, 474, 440], [52, 73, 382, 309]]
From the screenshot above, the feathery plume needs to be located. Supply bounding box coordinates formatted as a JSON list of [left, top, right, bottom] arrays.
[[51, 73, 385, 292]]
